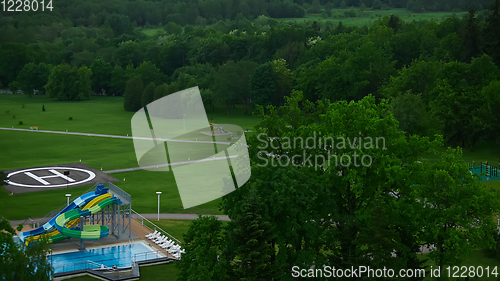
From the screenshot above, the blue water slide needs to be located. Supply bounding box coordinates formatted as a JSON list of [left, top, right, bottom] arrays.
[[18, 187, 107, 243]]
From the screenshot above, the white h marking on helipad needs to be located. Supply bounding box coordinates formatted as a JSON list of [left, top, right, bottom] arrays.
[[24, 170, 76, 185]]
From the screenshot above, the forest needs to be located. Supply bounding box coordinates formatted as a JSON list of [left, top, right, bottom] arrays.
[[2, 0, 500, 149]]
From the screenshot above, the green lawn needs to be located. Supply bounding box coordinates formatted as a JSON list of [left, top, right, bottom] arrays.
[[279, 8, 467, 27], [0, 168, 226, 220], [0, 94, 258, 219], [0, 95, 261, 135]]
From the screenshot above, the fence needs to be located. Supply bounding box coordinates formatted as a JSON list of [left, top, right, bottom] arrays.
[[52, 248, 166, 274], [52, 260, 112, 273], [468, 161, 500, 179], [130, 209, 182, 245]]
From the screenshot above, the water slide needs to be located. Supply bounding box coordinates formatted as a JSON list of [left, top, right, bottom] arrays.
[[25, 193, 113, 245], [54, 195, 121, 239], [18, 190, 103, 243]]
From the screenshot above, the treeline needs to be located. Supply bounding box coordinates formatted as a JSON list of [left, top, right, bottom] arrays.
[[0, 0, 494, 41], [2, 1, 500, 148]]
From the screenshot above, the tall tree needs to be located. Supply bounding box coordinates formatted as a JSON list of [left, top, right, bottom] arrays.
[[227, 189, 276, 281], [463, 8, 481, 63], [123, 76, 144, 112], [110, 64, 127, 96], [483, 0, 500, 66], [177, 215, 229, 281], [90, 58, 112, 95], [249, 62, 277, 107], [0, 218, 53, 280], [45, 64, 92, 101], [16, 63, 52, 97], [141, 82, 156, 107], [419, 148, 500, 270], [212, 60, 257, 115]]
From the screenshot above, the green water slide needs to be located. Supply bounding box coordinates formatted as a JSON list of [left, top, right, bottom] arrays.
[[54, 197, 121, 239]]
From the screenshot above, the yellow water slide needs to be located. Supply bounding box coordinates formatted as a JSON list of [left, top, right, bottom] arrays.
[[25, 193, 112, 245]]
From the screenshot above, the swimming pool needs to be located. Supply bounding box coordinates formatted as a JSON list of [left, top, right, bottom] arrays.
[[50, 241, 164, 273]]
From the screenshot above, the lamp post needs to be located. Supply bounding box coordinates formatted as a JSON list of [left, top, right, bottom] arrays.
[[65, 194, 71, 206], [156, 192, 162, 221], [183, 113, 185, 131]]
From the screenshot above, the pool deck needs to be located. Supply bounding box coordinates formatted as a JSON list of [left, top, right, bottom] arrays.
[[16, 218, 175, 259]]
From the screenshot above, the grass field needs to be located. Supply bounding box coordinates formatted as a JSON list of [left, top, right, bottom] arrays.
[[0, 94, 255, 220], [279, 8, 467, 27]]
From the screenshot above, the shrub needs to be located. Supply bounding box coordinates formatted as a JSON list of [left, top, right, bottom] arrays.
[[12, 115, 15, 119], [227, 136, 232, 141], [69, 116, 73, 120], [19, 120, 23, 125]]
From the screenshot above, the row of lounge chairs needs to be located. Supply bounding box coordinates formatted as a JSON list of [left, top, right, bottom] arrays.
[[146, 230, 185, 259]]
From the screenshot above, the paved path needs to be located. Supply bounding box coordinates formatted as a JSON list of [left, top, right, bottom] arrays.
[[0, 127, 231, 145], [139, 214, 230, 221], [8, 213, 230, 226]]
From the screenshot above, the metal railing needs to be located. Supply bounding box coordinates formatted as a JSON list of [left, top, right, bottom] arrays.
[[52, 259, 111, 273], [130, 209, 182, 245], [52, 248, 166, 274], [131, 247, 166, 263]]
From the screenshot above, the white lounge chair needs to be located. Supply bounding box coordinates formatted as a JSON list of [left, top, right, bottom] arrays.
[[148, 232, 161, 240], [159, 240, 172, 248], [152, 235, 165, 243], [145, 230, 158, 239], [161, 241, 174, 249], [156, 236, 168, 245]]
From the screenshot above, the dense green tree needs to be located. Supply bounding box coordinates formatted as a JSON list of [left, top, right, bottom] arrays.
[[249, 62, 278, 107], [135, 61, 165, 86], [0, 218, 52, 280], [45, 64, 92, 101], [177, 215, 229, 281], [388, 15, 402, 33], [419, 148, 500, 270], [270, 58, 293, 106], [234, 92, 445, 273], [228, 190, 276, 280], [90, 58, 112, 95], [110, 65, 127, 96], [212, 60, 257, 114], [391, 91, 437, 137], [381, 59, 442, 104], [141, 82, 156, 107], [106, 14, 133, 36], [463, 8, 481, 63], [153, 83, 168, 101], [481, 80, 500, 153], [483, 0, 500, 66], [298, 40, 395, 101], [16, 63, 52, 97], [0, 43, 34, 87], [123, 76, 144, 111]]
